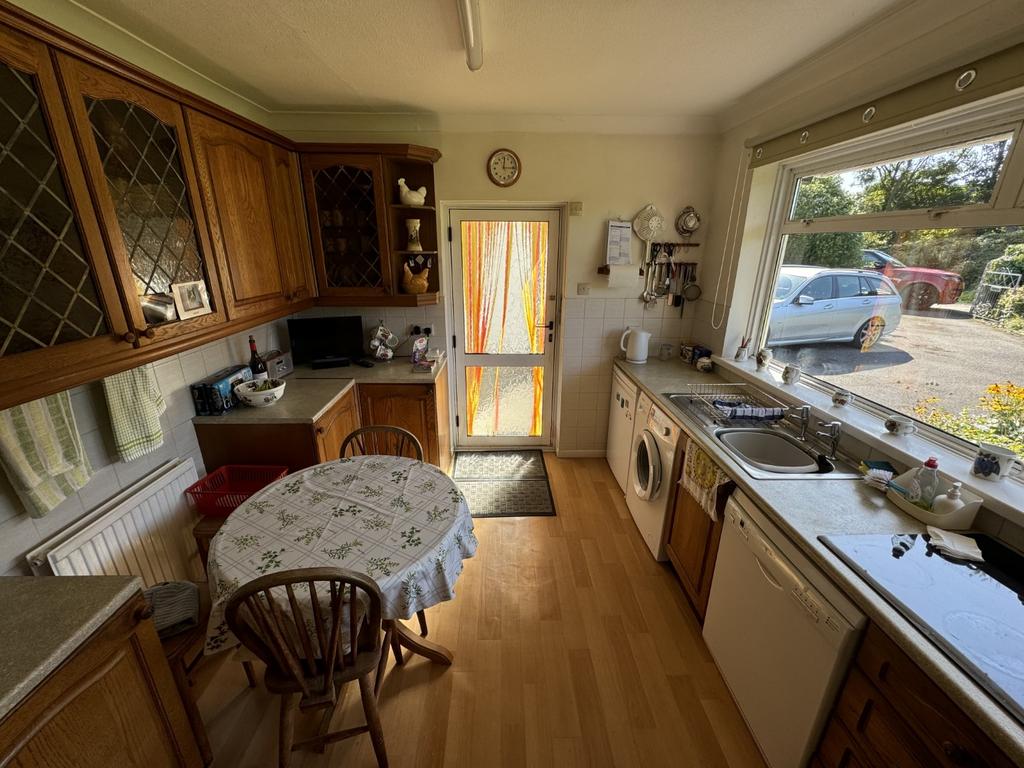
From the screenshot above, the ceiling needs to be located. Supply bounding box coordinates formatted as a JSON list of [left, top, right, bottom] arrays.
[[71, 0, 906, 121]]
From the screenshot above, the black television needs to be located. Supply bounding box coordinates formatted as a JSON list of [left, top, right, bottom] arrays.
[[287, 316, 365, 365]]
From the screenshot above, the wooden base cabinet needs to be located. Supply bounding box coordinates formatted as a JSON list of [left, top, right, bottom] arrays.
[[194, 386, 360, 473], [0, 593, 202, 768], [813, 623, 1014, 768], [357, 378, 451, 471], [665, 461, 731, 620]]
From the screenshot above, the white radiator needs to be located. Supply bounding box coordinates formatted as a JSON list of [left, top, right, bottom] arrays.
[[27, 458, 203, 586]]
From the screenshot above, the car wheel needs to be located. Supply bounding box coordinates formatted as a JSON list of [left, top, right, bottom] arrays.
[[854, 317, 885, 350], [901, 283, 939, 310]]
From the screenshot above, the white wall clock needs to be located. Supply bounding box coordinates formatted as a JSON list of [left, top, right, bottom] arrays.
[[487, 148, 521, 187]]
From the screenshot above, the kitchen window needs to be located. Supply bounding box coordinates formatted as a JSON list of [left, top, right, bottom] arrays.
[[759, 107, 1024, 458]]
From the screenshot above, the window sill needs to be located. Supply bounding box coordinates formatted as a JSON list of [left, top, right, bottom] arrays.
[[713, 355, 1024, 527]]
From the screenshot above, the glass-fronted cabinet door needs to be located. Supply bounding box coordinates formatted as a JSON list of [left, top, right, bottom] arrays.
[[300, 153, 391, 298], [0, 24, 133, 406], [56, 54, 225, 344]]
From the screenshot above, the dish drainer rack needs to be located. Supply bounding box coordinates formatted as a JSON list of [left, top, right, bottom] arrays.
[[673, 382, 791, 426]]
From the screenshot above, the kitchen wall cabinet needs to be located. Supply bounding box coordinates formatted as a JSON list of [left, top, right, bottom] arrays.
[[665, 464, 730, 620], [185, 109, 288, 320], [56, 53, 226, 346], [300, 145, 441, 307], [357, 378, 451, 470], [266, 143, 315, 303], [0, 591, 203, 768], [0, 23, 135, 408], [814, 623, 1014, 768]]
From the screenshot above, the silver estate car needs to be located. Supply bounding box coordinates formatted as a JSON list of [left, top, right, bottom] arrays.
[[767, 266, 902, 350]]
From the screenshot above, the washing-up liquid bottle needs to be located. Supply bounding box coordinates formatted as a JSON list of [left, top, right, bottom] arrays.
[[908, 456, 940, 509], [931, 482, 965, 516]]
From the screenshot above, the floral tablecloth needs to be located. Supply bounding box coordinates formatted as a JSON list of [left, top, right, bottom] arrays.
[[205, 455, 477, 653]]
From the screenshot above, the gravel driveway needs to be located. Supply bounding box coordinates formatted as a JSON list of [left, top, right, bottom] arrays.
[[771, 304, 1024, 415]]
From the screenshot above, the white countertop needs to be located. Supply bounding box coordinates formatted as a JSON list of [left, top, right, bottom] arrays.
[[293, 356, 446, 384], [613, 356, 1024, 763], [192, 378, 355, 425]]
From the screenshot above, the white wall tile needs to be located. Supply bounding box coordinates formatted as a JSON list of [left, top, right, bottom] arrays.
[[563, 318, 583, 339], [583, 298, 605, 319], [603, 299, 625, 318], [563, 297, 585, 318]]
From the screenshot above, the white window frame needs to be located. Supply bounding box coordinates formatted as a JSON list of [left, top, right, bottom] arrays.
[[752, 90, 1024, 460]]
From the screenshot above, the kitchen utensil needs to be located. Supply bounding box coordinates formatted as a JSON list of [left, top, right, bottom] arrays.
[[620, 326, 651, 364], [633, 205, 664, 302], [675, 206, 702, 236]]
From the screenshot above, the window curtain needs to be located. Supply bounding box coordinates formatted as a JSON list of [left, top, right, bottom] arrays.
[[461, 221, 547, 436]]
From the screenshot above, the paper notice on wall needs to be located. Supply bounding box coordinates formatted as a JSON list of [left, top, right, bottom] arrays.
[[605, 220, 633, 265]]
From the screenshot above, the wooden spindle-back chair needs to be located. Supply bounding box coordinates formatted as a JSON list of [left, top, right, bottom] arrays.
[[339, 425, 430, 647], [225, 567, 388, 768], [340, 425, 424, 462]]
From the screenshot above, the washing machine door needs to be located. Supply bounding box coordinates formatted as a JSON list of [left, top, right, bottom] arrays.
[[633, 430, 662, 500]]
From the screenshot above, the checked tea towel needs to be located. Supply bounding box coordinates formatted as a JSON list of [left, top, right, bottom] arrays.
[[103, 364, 167, 462], [0, 392, 91, 517]]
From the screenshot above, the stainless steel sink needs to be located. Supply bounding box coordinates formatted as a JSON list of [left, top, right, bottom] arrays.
[[715, 428, 820, 474], [663, 386, 862, 481]]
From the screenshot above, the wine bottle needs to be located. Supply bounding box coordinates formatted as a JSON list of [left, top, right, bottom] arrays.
[[248, 335, 268, 381]]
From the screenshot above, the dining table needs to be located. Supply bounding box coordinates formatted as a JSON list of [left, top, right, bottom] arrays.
[[203, 455, 477, 665]]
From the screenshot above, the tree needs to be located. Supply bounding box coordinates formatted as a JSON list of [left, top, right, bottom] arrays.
[[784, 177, 862, 267]]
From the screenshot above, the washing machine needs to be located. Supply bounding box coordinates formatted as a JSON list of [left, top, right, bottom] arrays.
[[626, 393, 681, 560]]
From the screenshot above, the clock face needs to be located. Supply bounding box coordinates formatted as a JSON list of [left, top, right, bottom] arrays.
[[487, 149, 521, 187]]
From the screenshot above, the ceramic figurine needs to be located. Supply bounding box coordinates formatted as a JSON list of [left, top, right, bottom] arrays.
[[406, 218, 423, 251], [782, 364, 802, 385], [755, 347, 772, 371], [398, 177, 428, 206], [402, 264, 430, 294]]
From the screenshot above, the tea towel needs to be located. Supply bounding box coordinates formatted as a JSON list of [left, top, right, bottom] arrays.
[[0, 392, 92, 517], [681, 438, 728, 521], [103, 364, 167, 462]]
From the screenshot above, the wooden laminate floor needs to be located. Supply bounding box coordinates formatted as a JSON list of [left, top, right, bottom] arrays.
[[196, 455, 766, 767]]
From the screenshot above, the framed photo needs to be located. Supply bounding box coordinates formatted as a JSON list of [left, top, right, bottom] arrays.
[[170, 280, 212, 320]]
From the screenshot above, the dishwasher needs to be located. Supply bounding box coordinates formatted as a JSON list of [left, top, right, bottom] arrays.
[[703, 491, 865, 768]]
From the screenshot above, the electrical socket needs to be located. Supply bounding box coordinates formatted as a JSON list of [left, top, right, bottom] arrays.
[[577, 282, 591, 295], [412, 325, 422, 335], [423, 326, 433, 336]]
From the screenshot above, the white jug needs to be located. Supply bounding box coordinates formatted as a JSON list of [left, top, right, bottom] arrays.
[[620, 326, 651, 364]]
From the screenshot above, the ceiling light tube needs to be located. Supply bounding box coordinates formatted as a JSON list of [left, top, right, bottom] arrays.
[[457, 0, 483, 71]]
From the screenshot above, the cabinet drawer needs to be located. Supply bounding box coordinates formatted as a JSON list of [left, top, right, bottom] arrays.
[[834, 667, 932, 768], [817, 717, 871, 768], [856, 625, 1015, 768]]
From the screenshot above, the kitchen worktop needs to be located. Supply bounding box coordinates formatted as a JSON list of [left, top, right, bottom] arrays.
[[192, 378, 355, 425], [614, 356, 1024, 763], [191, 357, 448, 426], [294, 356, 447, 384], [0, 575, 141, 722]]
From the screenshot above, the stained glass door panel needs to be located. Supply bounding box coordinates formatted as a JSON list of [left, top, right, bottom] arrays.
[[451, 211, 560, 447]]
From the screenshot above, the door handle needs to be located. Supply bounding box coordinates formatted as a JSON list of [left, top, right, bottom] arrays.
[[861, 299, 871, 305], [822, 303, 834, 309], [535, 321, 554, 330]]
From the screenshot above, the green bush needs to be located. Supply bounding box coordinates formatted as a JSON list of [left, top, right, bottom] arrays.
[[997, 286, 1024, 318], [989, 243, 1024, 275]]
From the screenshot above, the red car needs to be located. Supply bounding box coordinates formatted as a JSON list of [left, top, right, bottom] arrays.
[[861, 249, 964, 309]]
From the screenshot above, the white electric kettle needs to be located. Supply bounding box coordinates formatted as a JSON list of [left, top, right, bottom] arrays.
[[620, 326, 651, 364]]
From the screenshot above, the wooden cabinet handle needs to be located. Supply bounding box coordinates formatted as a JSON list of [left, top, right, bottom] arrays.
[[121, 331, 137, 344], [133, 603, 154, 624], [138, 327, 156, 339], [316, 426, 326, 435], [941, 741, 974, 766]]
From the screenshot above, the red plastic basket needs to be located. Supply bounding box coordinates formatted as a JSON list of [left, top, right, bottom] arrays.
[[185, 465, 289, 517]]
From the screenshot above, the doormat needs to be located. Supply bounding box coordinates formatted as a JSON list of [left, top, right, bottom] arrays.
[[453, 450, 555, 518]]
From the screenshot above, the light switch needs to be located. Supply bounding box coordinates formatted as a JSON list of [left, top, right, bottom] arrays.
[[569, 201, 584, 216], [577, 282, 591, 295]]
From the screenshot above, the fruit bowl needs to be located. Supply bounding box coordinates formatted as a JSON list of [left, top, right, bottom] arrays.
[[234, 378, 286, 408]]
